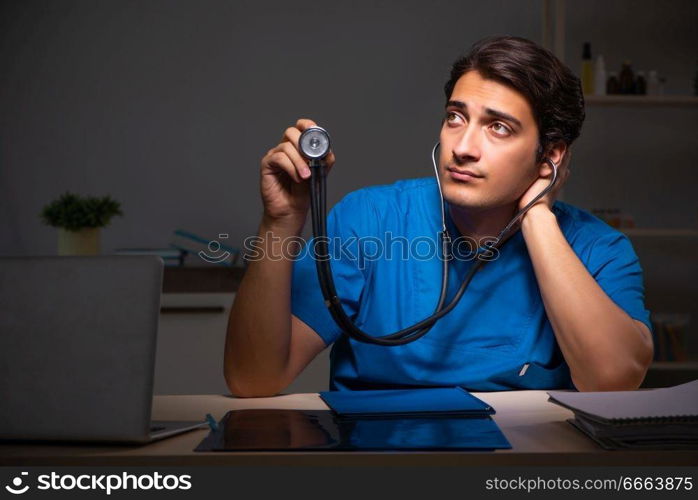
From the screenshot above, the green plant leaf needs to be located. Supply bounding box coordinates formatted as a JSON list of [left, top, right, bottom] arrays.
[[40, 192, 123, 231]]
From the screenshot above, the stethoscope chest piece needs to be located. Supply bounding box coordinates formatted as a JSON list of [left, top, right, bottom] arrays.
[[299, 127, 332, 166]]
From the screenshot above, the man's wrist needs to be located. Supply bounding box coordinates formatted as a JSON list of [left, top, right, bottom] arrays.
[[520, 203, 556, 233], [247, 215, 306, 266], [260, 213, 305, 237]]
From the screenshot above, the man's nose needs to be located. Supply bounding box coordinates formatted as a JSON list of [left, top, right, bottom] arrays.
[[452, 125, 481, 164]]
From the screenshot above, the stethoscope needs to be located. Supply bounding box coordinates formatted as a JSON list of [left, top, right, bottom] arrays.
[[299, 126, 558, 346]]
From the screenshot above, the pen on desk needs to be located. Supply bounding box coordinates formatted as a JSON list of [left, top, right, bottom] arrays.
[[205, 413, 219, 432]]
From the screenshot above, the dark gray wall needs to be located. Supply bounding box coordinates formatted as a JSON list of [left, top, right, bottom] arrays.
[[1, 0, 696, 255]]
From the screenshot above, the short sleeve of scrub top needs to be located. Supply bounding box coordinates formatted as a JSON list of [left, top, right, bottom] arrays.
[[291, 190, 373, 346], [582, 230, 653, 333]]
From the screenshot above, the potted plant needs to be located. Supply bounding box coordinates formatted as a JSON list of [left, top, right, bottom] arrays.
[[40, 192, 123, 255]]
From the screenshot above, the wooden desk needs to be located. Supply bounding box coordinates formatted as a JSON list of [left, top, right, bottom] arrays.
[[1, 391, 696, 466]]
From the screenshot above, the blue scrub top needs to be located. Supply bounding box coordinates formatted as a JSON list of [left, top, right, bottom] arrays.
[[291, 177, 652, 392]]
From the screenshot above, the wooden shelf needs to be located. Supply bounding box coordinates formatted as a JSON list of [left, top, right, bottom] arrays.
[[650, 361, 698, 370], [585, 95, 698, 107], [162, 265, 245, 293], [622, 228, 698, 238], [643, 361, 698, 388]]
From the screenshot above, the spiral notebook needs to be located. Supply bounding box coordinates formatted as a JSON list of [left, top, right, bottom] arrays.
[[547, 379, 698, 449], [547, 379, 698, 424]]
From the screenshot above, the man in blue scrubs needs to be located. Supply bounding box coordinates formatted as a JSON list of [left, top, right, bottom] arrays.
[[224, 36, 654, 396]]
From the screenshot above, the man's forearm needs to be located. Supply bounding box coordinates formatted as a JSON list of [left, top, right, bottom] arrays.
[[520, 205, 653, 391], [224, 216, 303, 396]]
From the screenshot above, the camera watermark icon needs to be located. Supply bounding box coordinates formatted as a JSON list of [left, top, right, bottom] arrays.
[[199, 233, 233, 264], [5, 472, 29, 495]]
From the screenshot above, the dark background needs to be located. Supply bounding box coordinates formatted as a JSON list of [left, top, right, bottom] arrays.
[[1, 0, 696, 252]]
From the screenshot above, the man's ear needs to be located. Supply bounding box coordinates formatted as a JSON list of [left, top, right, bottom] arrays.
[[539, 142, 568, 177]]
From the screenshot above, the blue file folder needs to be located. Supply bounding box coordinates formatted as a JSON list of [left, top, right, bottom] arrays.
[[319, 386, 494, 417]]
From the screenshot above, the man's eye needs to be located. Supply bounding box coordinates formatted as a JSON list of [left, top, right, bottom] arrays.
[[445, 112, 461, 123], [491, 122, 511, 135]]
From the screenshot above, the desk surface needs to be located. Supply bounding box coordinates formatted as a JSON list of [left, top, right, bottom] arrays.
[[1, 391, 696, 466]]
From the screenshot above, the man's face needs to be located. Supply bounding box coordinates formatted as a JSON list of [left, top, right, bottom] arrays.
[[438, 70, 541, 211]]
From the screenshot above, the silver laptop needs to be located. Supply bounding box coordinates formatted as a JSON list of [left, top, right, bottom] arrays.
[[0, 256, 206, 444]]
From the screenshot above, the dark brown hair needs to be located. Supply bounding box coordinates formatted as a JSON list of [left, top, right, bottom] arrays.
[[444, 35, 585, 164]]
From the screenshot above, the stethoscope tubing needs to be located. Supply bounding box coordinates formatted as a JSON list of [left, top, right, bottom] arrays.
[[308, 143, 559, 346]]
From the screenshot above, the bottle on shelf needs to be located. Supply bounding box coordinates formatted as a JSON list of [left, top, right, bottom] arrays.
[[647, 70, 660, 95], [606, 72, 620, 94], [581, 42, 594, 95], [635, 71, 647, 95], [619, 60, 635, 94], [620, 211, 635, 229], [658, 76, 667, 96], [593, 55, 607, 96]]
